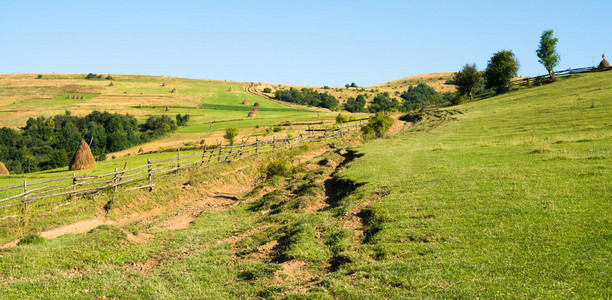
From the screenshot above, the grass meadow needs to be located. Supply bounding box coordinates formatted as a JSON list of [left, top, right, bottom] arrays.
[[0, 71, 609, 298]]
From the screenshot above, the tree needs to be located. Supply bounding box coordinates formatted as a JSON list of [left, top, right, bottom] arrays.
[[350, 82, 357, 88], [224, 127, 238, 146], [361, 113, 394, 138], [452, 64, 483, 100], [344, 94, 366, 113], [345, 84, 350, 89], [536, 29, 560, 81], [484, 50, 519, 94], [369, 92, 401, 113]]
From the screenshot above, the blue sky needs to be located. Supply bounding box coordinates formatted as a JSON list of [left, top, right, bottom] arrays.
[[1, 1, 610, 86]]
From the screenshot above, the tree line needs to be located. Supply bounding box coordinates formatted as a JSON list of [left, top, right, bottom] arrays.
[[0, 111, 189, 174], [274, 88, 339, 110], [451, 29, 561, 103]]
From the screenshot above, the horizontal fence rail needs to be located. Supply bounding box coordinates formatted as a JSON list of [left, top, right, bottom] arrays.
[[510, 65, 611, 86], [0, 120, 368, 221]]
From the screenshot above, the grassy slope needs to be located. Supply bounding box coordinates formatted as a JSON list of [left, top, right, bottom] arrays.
[[0, 72, 609, 298], [0, 73, 340, 185], [251, 72, 455, 106], [337, 71, 611, 297]]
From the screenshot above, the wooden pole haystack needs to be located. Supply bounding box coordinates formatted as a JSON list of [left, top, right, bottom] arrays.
[[69, 140, 96, 171], [162, 81, 167, 87], [598, 53, 610, 70], [253, 102, 260, 107], [171, 87, 177, 93], [165, 106, 170, 112], [109, 81, 114, 86], [0, 162, 9, 175], [248, 108, 258, 117], [242, 99, 249, 105], [228, 87, 233, 92], [80, 95, 84, 99]]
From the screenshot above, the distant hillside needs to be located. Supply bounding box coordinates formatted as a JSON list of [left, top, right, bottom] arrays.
[[249, 72, 456, 108]]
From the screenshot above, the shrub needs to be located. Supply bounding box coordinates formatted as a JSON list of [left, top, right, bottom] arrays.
[[450, 94, 468, 106], [361, 113, 394, 138], [273, 126, 282, 132], [224, 127, 238, 146], [336, 113, 347, 124], [263, 87, 272, 93], [36, 74, 42, 79], [265, 158, 291, 179], [17, 234, 46, 246]]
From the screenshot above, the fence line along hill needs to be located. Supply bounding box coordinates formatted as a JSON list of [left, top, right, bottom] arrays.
[[0, 120, 367, 222]]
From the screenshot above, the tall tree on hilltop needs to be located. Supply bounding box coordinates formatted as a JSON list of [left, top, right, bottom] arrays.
[[536, 29, 560, 81], [452, 64, 482, 100], [484, 50, 519, 94]]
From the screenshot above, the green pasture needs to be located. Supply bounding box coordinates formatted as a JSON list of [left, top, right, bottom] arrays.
[[0, 72, 609, 298]]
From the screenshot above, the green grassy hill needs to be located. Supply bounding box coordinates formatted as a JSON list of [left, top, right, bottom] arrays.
[[0, 71, 609, 298]]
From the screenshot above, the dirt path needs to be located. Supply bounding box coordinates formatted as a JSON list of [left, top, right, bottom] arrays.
[[387, 113, 411, 135]]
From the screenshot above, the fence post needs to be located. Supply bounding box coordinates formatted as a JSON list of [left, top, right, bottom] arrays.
[[200, 142, 207, 167], [285, 134, 289, 149], [72, 172, 76, 203], [147, 158, 152, 191], [218, 140, 223, 162], [255, 136, 259, 154], [23, 180, 28, 214], [113, 167, 118, 194], [239, 140, 245, 159], [177, 148, 181, 174]]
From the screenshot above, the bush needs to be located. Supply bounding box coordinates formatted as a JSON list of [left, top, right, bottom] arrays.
[[17, 234, 46, 246], [224, 127, 238, 146], [263, 87, 272, 93], [273, 126, 282, 132], [265, 158, 291, 179], [36, 74, 42, 79], [450, 94, 468, 106], [336, 113, 347, 124], [361, 113, 394, 138]]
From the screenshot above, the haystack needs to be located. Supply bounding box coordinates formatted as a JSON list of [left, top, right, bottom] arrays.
[[242, 99, 249, 105], [253, 102, 260, 107], [80, 95, 84, 99], [165, 106, 169, 112], [69, 140, 96, 171], [598, 54, 610, 70], [0, 162, 9, 175], [171, 87, 177, 93], [162, 81, 167, 87], [109, 81, 114, 86], [228, 87, 233, 92], [138, 148, 144, 153], [66, 95, 70, 99], [248, 108, 258, 117]]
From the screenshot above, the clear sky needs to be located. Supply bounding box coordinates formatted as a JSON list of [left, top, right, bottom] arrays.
[[1, 1, 610, 86]]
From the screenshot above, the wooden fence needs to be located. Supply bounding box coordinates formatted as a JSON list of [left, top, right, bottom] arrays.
[[0, 120, 367, 221], [509, 66, 609, 86]]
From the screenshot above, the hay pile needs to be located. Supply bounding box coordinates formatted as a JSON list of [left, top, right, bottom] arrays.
[[253, 102, 260, 107], [138, 148, 144, 153], [165, 106, 170, 112], [228, 87, 233, 92], [242, 99, 249, 105], [171, 88, 177, 93], [80, 95, 84, 99], [248, 108, 258, 117], [109, 81, 114, 86], [69, 140, 96, 171], [598, 54, 610, 70], [0, 162, 9, 175], [162, 81, 167, 87]]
